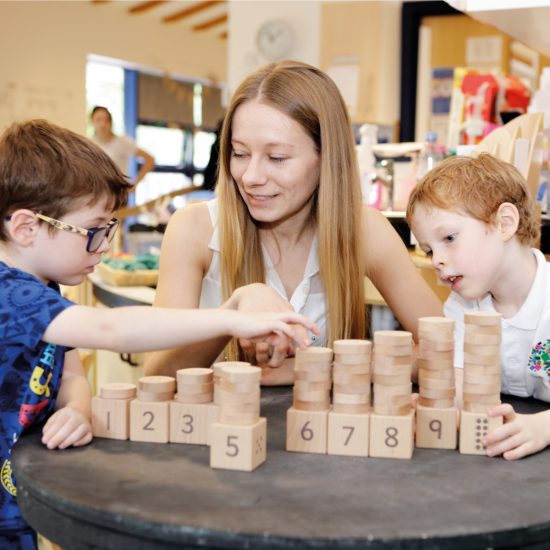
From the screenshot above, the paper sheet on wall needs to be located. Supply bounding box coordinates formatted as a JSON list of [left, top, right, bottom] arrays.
[[328, 64, 359, 116]]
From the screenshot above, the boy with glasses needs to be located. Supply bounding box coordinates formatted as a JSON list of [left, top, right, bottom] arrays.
[[0, 120, 317, 549]]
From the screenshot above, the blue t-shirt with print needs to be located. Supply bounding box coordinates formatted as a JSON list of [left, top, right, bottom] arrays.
[[0, 262, 74, 533]]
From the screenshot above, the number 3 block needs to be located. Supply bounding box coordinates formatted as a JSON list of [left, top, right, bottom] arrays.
[[327, 411, 369, 457], [210, 417, 267, 471], [286, 407, 328, 454], [369, 410, 414, 459], [170, 402, 219, 445]]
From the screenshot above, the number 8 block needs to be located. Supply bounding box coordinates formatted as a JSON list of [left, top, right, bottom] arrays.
[[369, 410, 415, 459]]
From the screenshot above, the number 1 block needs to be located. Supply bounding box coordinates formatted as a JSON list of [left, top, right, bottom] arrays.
[[130, 400, 170, 443], [369, 410, 415, 459], [459, 410, 503, 455], [91, 396, 131, 440], [327, 411, 369, 457], [210, 417, 267, 471], [286, 407, 328, 454], [415, 404, 457, 449]]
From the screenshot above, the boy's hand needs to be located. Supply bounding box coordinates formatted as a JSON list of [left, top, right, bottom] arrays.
[[41, 406, 93, 450], [484, 404, 550, 460]]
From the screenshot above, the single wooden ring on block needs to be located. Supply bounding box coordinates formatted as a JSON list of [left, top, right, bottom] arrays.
[[218, 364, 261, 383], [333, 353, 372, 365], [463, 362, 501, 374], [332, 383, 371, 394], [295, 347, 333, 362], [294, 363, 332, 373], [418, 376, 455, 391], [218, 412, 260, 426], [176, 392, 213, 404], [372, 403, 412, 416], [293, 370, 332, 382], [137, 389, 175, 402], [463, 353, 500, 367], [373, 330, 413, 346], [373, 382, 412, 395], [462, 401, 500, 413], [331, 403, 370, 414], [374, 344, 412, 357], [294, 379, 332, 392], [418, 367, 455, 380], [176, 368, 213, 384], [463, 343, 501, 356], [418, 329, 454, 342], [418, 349, 454, 361], [463, 332, 502, 345], [373, 393, 410, 407], [217, 388, 261, 404], [372, 364, 411, 378], [417, 396, 455, 408], [462, 373, 501, 385], [218, 379, 261, 394], [138, 376, 176, 393], [332, 339, 372, 354], [419, 339, 454, 352], [293, 388, 331, 402], [293, 399, 330, 411], [372, 373, 411, 385], [462, 383, 501, 395], [419, 387, 456, 400], [464, 311, 502, 326], [177, 382, 214, 394], [416, 358, 455, 370], [372, 354, 412, 367], [464, 324, 501, 335], [462, 392, 501, 405], [332, 373, 371, 385], [100, 383, 137, 400], [418, 316, 455, 332], [219, 401, 260, 414], [332, 363, 370, 375], [332, 393, 370, 405]]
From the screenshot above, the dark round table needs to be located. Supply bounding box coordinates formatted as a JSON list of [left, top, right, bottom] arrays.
[[12, 388, 550, 550]]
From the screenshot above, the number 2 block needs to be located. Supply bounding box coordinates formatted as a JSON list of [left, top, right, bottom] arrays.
[[327, 411, 369, 457], [286, 407, 328, 454], [130, 400, 170, 443], [210, 417, 267, 471], [415, 404, 457, 449], [369, 410, 414, 459]]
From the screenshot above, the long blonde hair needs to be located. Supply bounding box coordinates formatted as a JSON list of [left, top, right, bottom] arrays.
[[217, 61, 365, 357]]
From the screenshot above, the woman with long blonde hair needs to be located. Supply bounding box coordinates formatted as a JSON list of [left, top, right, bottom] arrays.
[[145, 61, 442, 384]]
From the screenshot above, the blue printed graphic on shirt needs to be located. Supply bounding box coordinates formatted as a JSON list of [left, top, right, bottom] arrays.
[[0, 262, 73, 531]]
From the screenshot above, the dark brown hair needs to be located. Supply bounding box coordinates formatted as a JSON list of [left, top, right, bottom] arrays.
[[0, 119, 130, 240]]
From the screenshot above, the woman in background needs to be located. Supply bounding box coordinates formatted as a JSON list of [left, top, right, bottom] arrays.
[[90, 106, 155, 186]]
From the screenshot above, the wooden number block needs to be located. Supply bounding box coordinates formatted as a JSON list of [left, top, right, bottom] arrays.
[[369, 411, 414, 459], [286, 407, 328, 454], [327, 411, 369, 457], [459, 410, 503, 455], [210, 417, 267, 472], [130, 400, 169, 443], [91, 396, 131, 440], [415, 404, 457, 450], [170, 401, 212, 445]]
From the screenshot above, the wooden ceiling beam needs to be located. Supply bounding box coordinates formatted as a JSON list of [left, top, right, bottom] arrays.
[[192, 13, 227, 31], [128, 1, 168, 14], [163, 0, 225, 24]]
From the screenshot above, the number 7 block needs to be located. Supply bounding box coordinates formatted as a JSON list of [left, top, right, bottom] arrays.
[[327, 411, 369, 457]]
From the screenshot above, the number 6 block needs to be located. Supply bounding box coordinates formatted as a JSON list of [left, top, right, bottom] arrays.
[[369, 410, 415, 459], [210, 417, 267, 471], [286, 407, 328, 454]]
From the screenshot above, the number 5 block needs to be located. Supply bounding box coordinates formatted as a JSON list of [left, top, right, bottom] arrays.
[[327, 411, 369, 457], [286, 407, 328, 454], [369, 410, 415, 459], [210, 417, 267, 471]]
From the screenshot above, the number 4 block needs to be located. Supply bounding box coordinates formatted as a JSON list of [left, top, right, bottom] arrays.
[[210, 417, 267, 471], [369, 410, 415, 459]]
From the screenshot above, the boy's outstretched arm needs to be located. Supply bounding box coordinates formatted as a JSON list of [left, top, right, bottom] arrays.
[[43, 306, 317, 355], [41, 349, 93, 450], [484, 404, 550, 460]]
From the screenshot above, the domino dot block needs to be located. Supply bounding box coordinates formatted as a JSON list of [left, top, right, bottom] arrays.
[[459, 410, 503, 455], [130, 400, 170, 443], [210, 417, 267, 472], [327, 411, 369, 457], [170, 401, 212, 445], [91, 396, 131, 440], [369, 410, 415, 459], [286, 407, 328, 454], [415, 404, 457, 450]]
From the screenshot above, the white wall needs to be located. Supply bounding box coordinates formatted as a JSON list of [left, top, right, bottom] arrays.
[[0, 1, 227, 133], [227, 1, 321, 96]]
